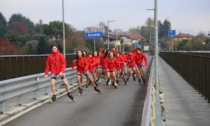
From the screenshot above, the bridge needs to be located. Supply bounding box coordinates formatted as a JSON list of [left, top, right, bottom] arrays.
[[0, 52, 210, 126]]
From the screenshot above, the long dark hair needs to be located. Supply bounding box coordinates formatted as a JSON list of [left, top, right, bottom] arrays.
[[104, 50, 111, 58], [75, 50, 83, 60]]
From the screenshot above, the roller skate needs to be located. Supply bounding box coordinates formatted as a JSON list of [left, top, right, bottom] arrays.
[[116, 79, 119, 84], [143, 78, 146, 85], [50, 95, 56, 104], [97, 78, 102, 84], [78, 88, 83, 96], [106, 79, 109, 85], [132, 73, 136, 81], [124, 79, 128, 85], [114, 82, 118, 89], [94, 87, 102, 94], [112, 82, 115, 86], [108, 80, 112, 87], [126, 77, 130, 82], [138, 78, 141, 84], [94, 81, 99, 87], [85, 84, 89, 90], [67, 93, 76, 102]]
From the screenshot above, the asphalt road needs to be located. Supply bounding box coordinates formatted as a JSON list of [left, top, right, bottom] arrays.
[[3, 57, 152, 126]]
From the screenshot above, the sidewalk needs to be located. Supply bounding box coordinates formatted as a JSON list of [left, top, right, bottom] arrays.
[[158, 57, 210, 126]]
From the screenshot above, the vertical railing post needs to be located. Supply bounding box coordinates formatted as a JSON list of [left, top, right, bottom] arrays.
[[0, 102, 4, 115], [17, 95, 23, 106]]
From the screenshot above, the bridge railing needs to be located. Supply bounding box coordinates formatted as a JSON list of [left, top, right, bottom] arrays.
[[159, 52, 210, 102], [0, 54, 75, 81], [0, 68, 77, 115], [141, 58, 163, 126]]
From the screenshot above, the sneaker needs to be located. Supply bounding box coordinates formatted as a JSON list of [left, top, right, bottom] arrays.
[[50, 95, 56, 104], [94, 87, 102, 94], [67, 93, 76, 102]]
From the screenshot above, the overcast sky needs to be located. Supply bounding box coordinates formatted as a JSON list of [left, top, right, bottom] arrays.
[[0, 0, 210, 35]]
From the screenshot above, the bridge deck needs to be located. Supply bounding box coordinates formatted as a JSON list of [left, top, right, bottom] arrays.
[[2, 58, 152, 126], [159, 57, 210, 126]]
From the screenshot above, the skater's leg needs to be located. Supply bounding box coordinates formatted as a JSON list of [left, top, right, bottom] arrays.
[[77, 74, 83, 89], [106, 71, 111, 85], [140, 67, 145, 78], [96, 68, 102, 79], [62, 78, 70, 93], [62, 78, 75, 102], [50, 79, 56, 95], [111, 71, 118, 88], [140, 67, 146, 84], [127, 67, 131, 81], [86, 75, 96, 87], [134, 66, 140, 79], [111, 71, 117, 83]]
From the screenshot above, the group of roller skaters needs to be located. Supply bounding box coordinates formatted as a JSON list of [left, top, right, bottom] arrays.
[[44, 44, 148, 104]]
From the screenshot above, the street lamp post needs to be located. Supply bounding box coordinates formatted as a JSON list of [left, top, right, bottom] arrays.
[[147, 1, 159, 89], [154, 0, 159, 89], [107, 20, 115, 50], [62, 0, 66, 58]]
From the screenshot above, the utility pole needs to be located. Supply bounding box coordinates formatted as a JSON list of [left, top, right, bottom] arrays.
[[62, 0, 66, 58], [154, 0, 159, 89]]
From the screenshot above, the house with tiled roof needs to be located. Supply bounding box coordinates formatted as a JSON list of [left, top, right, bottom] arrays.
[[103, 33, 146, 50], [173, 32, 194, 41]]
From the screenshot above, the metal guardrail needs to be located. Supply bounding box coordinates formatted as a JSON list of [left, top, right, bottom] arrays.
[[141, 58, 163, 126], [0, 54, 76, 81], [0, 68, 77, 115], [159, 52, 210, 102]]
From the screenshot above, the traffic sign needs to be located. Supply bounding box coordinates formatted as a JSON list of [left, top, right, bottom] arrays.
[[168, 30, 176, 38], [86, 32, 103, 38]]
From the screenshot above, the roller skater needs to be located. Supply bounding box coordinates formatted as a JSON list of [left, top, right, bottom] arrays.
[[44, 44, 75, 103]]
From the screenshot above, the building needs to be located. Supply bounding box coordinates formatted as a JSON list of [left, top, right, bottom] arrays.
[[103, 33, 146, 50], [173, 32, 193, 41]]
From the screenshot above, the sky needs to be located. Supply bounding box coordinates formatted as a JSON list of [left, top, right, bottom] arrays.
[[0, 0, 210, 36]]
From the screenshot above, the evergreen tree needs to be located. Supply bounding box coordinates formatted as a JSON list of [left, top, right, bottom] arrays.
[[9, 13, 35, 35], [37, 36, 49, 54], [0, 12, 7, 37]]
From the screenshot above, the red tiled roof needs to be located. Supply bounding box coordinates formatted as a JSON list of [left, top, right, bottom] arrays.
[[103, 33, 146, 40], [176, 33, 193, 38], [119, 33, 145, 40]]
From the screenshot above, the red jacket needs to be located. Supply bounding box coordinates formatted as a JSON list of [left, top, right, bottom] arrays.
[[135, 53, 148, 67], [112, 49, 118, 54], [45, 51, 66, 75], [115, 56, 121, 69], [103, 57, 118, 71], [87, 56, 95, 71], [126, 54, 136, 66], [132, 48, 137, 54], [93, 56, 100, 67], [119, 54, 126, 69], [70, 57, 89, 72], [99, 53, 105, 66]]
